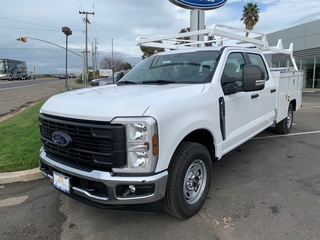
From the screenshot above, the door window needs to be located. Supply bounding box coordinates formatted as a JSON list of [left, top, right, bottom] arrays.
[[248, 53, 269, 80], [222, 53, 245, 90]]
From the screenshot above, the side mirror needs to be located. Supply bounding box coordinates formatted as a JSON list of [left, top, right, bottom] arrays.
[[221, 76, 236, 85], [242, 65, 265, 92], [223, 87, 237, 95]]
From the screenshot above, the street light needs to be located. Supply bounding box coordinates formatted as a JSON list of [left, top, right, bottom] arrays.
[[62, 26, 72, 91]]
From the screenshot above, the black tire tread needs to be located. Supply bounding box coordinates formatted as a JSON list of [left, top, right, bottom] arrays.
[[162, 141, 211, 219], [276, 103, 293, 134]]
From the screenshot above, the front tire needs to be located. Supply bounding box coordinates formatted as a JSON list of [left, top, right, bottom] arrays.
[[162, 142, 212, 219], [276, 103, 293, 134]]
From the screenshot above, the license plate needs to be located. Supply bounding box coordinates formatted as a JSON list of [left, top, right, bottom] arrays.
[[53, 171, 70, 194]]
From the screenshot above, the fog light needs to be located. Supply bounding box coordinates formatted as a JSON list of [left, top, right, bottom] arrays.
[[129, 185, 136, 193]]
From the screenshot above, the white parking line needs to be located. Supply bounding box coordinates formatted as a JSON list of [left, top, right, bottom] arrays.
[[253, 130, 320, 140], [0, 195, 28, 207]]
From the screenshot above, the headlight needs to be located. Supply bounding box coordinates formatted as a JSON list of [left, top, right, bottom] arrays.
[[111, 117, 158, 174]]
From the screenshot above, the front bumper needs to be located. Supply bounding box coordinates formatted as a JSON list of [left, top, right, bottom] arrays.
[[39, 147, 168, 207]]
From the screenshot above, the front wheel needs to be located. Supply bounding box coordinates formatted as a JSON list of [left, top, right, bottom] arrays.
[[276, 103, 293, 134], [162, 142, 212, 219]]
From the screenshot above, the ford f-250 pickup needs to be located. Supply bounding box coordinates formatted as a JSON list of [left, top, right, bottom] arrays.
[[39, 24, 303, 219]]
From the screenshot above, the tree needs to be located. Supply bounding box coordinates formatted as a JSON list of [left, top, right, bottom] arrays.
[[176, 27, 191, 45], [175, 27, 215, 47], [140, 41, 165, 59], [204, 29, 215, 47], [99, 56, 125, 71], [119, 62, 132, 70], [240, 2, 260, 37]]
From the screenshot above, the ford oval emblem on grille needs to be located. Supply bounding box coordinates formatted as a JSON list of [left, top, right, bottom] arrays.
[[52, 131, 72, 147]]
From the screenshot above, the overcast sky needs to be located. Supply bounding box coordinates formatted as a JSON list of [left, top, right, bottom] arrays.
[[1, 0, 320, 75]]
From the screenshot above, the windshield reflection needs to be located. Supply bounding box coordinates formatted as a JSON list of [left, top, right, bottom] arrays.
[[119, 50, 220, 85]]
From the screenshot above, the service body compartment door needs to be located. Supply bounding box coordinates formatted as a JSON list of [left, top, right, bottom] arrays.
[[271, 70, 303, 123]]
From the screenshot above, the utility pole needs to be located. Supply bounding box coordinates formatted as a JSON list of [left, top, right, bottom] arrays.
[[112, 38, 114, 83], [92, 38, 98, 77], [79, 11, 94, 86], [92, 42, 94, 77], [95, 38, 98, 76]]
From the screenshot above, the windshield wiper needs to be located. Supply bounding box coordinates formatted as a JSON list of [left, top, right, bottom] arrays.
[[142, 80, 176, 84], [117, 81, 137, 85]]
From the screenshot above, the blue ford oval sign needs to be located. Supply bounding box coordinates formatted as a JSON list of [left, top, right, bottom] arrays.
[[52, 131, 72, 147], [169, 0, 227, 10]]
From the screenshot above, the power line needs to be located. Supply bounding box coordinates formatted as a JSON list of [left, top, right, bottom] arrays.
[[0, 25, 83, 32], [0, 17, 60, 29], [77, 0, 83, 11]]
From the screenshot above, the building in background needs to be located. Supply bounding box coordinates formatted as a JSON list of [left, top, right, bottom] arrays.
[[267, 19, 320, 89]]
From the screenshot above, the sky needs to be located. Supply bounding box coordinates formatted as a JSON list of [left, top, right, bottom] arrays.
[[1, 0, 320, 75]]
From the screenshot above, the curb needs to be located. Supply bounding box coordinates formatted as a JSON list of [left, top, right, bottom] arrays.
[[0, 168, 43, 185]]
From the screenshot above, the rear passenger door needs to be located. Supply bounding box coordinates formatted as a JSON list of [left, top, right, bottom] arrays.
[[247, 53, 276, 123]]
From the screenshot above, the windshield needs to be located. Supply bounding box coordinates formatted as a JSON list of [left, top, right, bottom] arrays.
[[119, 50, 220, 84]]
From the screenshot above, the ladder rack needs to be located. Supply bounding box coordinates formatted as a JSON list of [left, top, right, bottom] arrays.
[[135, 23, 298, 70]]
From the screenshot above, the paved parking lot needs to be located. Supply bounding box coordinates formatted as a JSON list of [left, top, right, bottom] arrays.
[[205, 92, 320, 239]]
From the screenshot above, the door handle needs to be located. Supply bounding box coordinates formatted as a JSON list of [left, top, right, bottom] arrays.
[[251, 93, 259, 99], [270, 89, 277, 93]]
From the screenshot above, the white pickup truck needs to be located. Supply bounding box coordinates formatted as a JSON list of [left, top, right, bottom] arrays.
[[39, 24, 303, 219]]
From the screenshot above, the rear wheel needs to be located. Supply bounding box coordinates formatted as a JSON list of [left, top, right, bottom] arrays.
[[162, 142, 212, 219], [276, 103, 293, 134]]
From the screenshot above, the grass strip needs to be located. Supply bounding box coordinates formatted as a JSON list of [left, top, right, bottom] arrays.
[[0, 101, 45, 173]]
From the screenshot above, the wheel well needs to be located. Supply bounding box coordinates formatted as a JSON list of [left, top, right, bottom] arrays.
[[182, 129, 216, 161], [290, 99, 296, 111]]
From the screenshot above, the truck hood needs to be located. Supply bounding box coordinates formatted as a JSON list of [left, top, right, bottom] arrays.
[[40, 84, 205, 121]]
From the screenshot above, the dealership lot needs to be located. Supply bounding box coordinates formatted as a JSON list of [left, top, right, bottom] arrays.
[[1, 90, 320, 239]]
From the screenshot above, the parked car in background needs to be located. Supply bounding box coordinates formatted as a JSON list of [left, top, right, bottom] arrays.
[[58, 74, 66, 79], [90, 77, 112, 86], [111, 70, 130, 83], [68, 73, 76, 78], [91, 70, 130, 86], [29, 73, 36, 79]]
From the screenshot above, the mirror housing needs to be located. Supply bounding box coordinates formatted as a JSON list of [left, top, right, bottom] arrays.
[[242, 65, 265, 92], [221, 76, 236, 85], [223, 87, 237, 95]]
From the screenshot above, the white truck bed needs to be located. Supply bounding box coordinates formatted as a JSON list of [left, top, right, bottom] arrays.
[[271, 69, 303, 123]]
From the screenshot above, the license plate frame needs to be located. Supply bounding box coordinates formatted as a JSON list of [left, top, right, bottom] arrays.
[[53, 171, 70, 194]]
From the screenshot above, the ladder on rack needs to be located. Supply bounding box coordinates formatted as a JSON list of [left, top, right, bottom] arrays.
[[135, 23, 298, 70]]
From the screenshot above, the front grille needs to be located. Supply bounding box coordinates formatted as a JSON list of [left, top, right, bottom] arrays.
[[39, 113, 127, 170]]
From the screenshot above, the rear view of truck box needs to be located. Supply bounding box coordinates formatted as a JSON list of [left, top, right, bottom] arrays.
[[270, 69, 303, 123]]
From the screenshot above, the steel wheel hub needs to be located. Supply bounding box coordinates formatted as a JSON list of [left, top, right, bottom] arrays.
[[183, 159, 207, 204]]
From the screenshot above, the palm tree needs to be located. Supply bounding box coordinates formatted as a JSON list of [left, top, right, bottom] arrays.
[[240, 3, 260, 37]]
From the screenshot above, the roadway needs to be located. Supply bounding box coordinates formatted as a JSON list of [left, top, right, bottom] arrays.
[[0, 78, 85, 120], [0, 78, 62, 89], [0, 86, 320, 239]]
